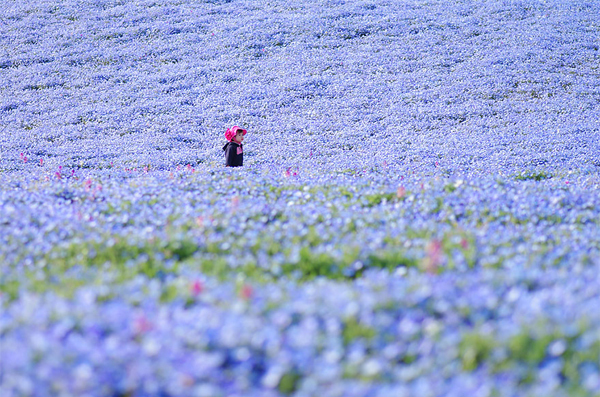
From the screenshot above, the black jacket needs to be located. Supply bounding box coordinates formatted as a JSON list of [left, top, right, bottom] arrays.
[[223, 141, 243, 167]]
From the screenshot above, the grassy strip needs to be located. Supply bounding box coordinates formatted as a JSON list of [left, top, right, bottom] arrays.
[[1, 228, 477, 301]]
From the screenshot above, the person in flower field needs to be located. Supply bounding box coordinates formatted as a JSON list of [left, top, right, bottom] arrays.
[[223, 126, 247, 167]]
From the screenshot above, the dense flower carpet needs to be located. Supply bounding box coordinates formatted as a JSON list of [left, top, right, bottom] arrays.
[[1, 1, 599, 396]]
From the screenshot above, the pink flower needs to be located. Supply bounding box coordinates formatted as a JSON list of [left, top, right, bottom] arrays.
[[423, 239, 443, 274], [397, 186, 406, 199], [231, 196, 240, 209], [133, 315, 153, 334], [240, 284, 253, 300], [191, 280, 203, 296]]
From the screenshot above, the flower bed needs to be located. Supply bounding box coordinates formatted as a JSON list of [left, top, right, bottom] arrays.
[[1, 0, 600, 396]]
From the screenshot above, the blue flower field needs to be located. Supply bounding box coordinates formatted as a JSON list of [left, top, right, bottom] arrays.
[[1, 0, 600, 396]]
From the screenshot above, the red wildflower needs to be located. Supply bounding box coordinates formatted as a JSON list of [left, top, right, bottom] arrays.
[[240, 284, 253, 300], [191, 280, 203, 296]]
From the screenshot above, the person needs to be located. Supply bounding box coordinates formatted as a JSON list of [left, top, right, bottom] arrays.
[[223, 126, 246, 167]]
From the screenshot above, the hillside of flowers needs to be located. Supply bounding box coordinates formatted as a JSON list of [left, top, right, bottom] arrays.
[[1, 0, 600, 396]]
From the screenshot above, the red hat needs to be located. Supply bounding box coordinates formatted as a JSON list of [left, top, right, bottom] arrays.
[[225, 126, 247, 142]]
